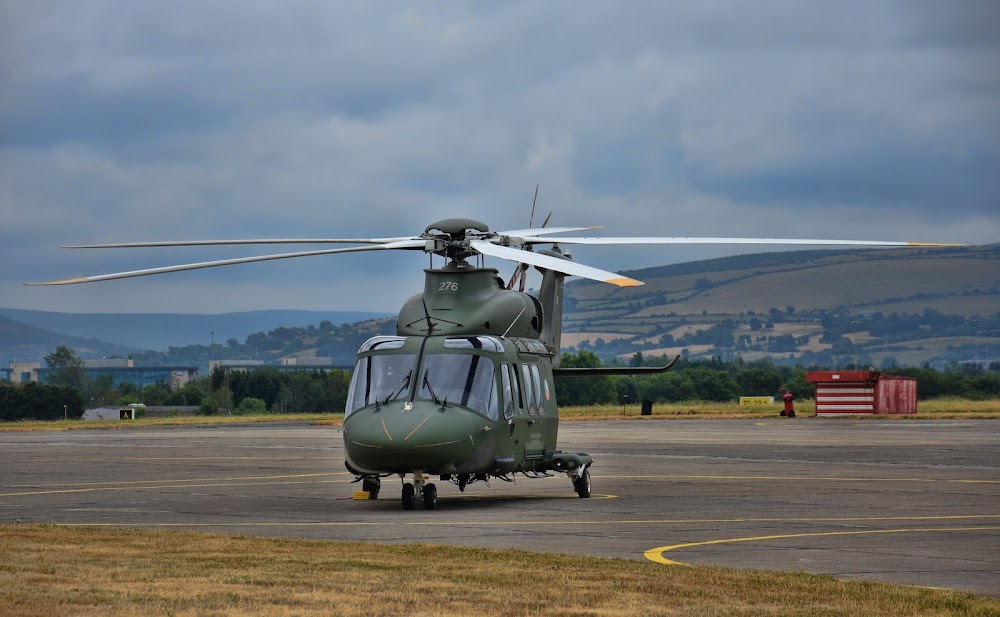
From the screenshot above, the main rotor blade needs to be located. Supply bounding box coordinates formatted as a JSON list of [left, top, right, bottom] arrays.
[[470, 240, 641, 287], [64, 237, 419, 249], [517, 236, 965, 247], [497, 226, 603, 239], [24, 240, 425, 286]]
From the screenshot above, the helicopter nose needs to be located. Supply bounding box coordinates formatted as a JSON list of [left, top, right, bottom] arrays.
[[344, 403, 485, 473]]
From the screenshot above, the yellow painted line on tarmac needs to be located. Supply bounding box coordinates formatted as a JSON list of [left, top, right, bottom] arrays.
[[595, 474, 1000, 484], [0, 473, 352, 497], [436, 493, 618, 503], [14, 456, 342, 464], [644, 525, 1000, 566], [401, 513, 1000, 527], [5, 471, 349, 490], [5, 469, 995, 498], [58, 521, 389, 528], [42, 514, 1000, 531]]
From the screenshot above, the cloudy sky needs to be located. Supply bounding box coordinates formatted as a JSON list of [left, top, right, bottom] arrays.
[[2, 1, 998, 315]]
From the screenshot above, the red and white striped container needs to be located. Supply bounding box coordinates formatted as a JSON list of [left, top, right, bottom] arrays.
[[806, 371, 917, 416]]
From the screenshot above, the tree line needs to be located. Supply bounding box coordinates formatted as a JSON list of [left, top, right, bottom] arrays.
[[3, 346, 997, 421], [557, 351, 1000, 406]]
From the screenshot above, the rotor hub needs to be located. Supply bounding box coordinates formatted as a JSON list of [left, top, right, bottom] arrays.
[[423, 218, 493, 264]]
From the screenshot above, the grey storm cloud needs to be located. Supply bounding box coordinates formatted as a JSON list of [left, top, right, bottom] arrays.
[[1, 0, 998, 314]]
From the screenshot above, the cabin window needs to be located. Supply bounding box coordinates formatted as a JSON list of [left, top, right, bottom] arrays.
[[345, 353, 416, 416], [500, 363, 516, 421], [511, 362, 523, 410], [522, 364, 536, 415], [418, 354, 498, 420], [530, 365, 544, 415]]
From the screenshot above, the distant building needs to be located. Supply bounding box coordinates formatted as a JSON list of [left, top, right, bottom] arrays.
[[209, 360, 266, 372], [5, 360, 198, 390], [210, 358, 348, 373], [8, 362, 38, 383], [83, 358, 134, 369], [279, 356, 333, 367], [84, 405, 229, 420]]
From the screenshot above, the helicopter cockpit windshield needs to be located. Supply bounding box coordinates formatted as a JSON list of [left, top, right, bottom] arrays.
[[418, 353, 498, 420], [345, 343, 415, 417], [345, 335, 500, 420]]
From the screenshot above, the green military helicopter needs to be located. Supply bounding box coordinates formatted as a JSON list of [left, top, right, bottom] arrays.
[[27, 216, 959, 509]]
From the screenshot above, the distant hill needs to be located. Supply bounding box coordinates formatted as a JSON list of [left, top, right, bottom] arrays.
[[3, 246, 997, 370], [0, 315, 141, 363], [561, 244, 1000, 367], [0, 309, 391, 353]]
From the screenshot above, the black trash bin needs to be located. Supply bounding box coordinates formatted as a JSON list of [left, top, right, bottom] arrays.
[[641, 400, 653, 416]]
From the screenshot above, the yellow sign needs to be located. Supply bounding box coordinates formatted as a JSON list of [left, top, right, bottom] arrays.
[[739, 396, 774, 408]]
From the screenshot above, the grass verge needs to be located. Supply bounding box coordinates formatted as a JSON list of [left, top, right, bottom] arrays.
[[559, 398, 1000, 420], [0, 413, 341, 432], [2, 398, 998, 431], [2, 524, 997, 617]]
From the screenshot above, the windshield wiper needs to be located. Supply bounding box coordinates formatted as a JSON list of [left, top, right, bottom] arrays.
[[422, 370, 447, 408], [384, 371, 412, 405]]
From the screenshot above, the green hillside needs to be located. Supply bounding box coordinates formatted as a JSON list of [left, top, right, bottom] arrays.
[[0, 316, 141, 363], [562, 244, 1000, 368]]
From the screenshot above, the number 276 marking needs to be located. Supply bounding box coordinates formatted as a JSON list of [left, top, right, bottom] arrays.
[[438, 281, 459, 291]]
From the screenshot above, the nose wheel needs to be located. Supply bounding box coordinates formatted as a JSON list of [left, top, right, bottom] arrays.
[[361, 477, 380, 499], [571, 467, 591, 498], [401, 472, 437, 510]]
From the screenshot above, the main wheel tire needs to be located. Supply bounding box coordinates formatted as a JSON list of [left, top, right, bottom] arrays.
[[362, 477, 380, 499], [402, 483, 415, 510], [574, 468, 592, 498], [423, 483, 437, 510]]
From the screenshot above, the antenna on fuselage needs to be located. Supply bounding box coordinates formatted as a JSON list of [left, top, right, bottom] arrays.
[[501, 307, 527, 338]]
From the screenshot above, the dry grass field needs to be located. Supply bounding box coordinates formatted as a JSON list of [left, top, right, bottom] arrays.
[[3, 525, 998, 617], [2, 399, 998, 432], [0, 413, 338, 432], [559, 398, 1000, 420]]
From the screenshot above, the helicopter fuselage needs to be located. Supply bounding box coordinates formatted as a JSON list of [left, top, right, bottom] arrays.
[[343, 332, 562, 477]]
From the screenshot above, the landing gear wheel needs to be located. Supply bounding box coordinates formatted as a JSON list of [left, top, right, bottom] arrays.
[[787, 410, 796, 418], [362, 477, 380, 499], [423, 483, 437, 510], [574, 468, 592, 498], [402, 483, 415, 510]]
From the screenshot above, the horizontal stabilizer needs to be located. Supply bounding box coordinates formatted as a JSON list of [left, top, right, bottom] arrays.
[[554, 355, 680, 377]]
